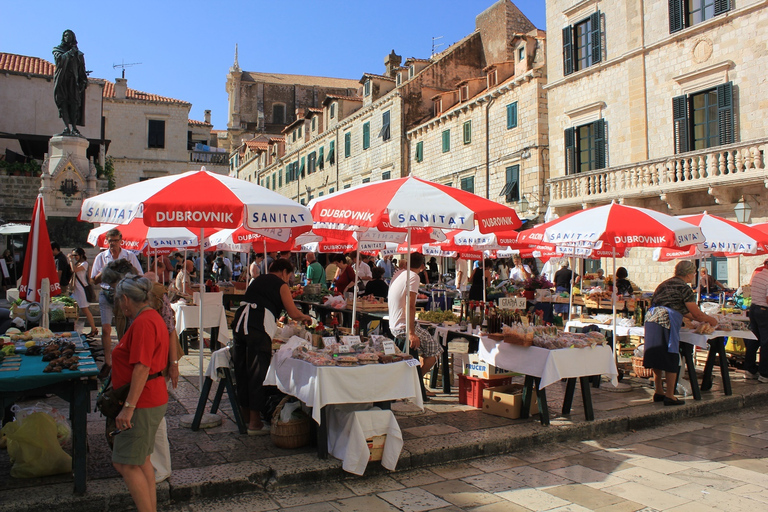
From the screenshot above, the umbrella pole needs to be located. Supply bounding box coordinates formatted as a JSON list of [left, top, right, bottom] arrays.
[[263, 239, 267, 274], [351, 249, 361, 334], [406, 228, 412, 345], [612, 248, 617, 364], [199, 228, 205, 385], [482, 255, 486, 303], [696, 258, 702, 302], [568, 257, 574, 323], [182, 249, 187, 293]]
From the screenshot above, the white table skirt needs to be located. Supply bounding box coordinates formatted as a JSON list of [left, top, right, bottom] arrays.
[[265, 357, 424, 424], [171, 303, 230, 344], [565, 321, 755, 349], [327, 404, 403, 475], [478, 336, 618, 389]]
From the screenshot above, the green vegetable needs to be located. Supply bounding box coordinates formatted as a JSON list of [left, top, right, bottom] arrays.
[[1, 345, 16, 356], [52, 296, 77, 307], [50, 309, 66, 322]]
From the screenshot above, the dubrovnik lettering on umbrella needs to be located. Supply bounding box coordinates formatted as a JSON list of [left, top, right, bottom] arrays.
[[121, 240, 142, 249], [480, 217, 515, 229], [395, 213, 467, 226], [318, 208, 374, 223], [614, 235, 667, 244], [156, 211, 235, 224], [250, 212, 308, 225]]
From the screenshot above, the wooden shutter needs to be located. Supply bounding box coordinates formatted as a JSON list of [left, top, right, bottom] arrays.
[[562, 26, 574, 76], [717, 81, 734, 146], [669, 0, 684, 33], [714, 0, 731, 16], [416, 141, 423, 162], [590, 12, 602, 64], [672, 95, 689, 154], [565, 127, 576, 175], [593, 119, 606, 169]]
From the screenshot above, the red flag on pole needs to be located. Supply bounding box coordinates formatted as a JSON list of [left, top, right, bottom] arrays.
[[18, 194, 61, 301]]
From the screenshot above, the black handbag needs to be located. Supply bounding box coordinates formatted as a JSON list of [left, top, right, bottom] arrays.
[[74, 272, 97, 303], [96, 372, 163, 418]]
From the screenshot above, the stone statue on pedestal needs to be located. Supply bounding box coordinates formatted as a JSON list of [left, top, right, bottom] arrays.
[[52, 29, 88, 137]]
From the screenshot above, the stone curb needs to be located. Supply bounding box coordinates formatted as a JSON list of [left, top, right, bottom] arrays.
[[3, 385, 768, 512]]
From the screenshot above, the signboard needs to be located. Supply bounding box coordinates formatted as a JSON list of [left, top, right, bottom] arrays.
[[498, 297, 527, 310]]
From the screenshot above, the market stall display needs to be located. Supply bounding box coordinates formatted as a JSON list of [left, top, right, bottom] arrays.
[[0, 332, 98, 494]]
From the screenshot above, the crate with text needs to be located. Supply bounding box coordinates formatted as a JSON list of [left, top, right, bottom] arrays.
[[482, 383, 538, 419]]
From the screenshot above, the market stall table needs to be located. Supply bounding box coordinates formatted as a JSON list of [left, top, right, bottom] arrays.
[[478, 337, 618, 426], [0, 333, 98, 494], [264, 356, 423, 458], [171, 302, 230, 354]]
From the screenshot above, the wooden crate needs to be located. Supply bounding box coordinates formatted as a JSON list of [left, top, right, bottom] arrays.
[[64, 306, 79, 319], [583, 298, 600, 309], [571, 296, 585, 306]]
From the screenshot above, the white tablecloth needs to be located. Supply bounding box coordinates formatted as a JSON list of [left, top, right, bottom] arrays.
[[565, 321, 755, 349], [565, 320, 645, 337], [264, 357, 424, 424], [171, 303, 230, 344], [478, 336, 618, 389], [326, 404, 403, 475]]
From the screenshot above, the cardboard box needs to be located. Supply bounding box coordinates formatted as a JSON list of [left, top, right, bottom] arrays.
[[482, 384, 538, 419], [464, 353, 514, 379], [366, 434, 386, 461]]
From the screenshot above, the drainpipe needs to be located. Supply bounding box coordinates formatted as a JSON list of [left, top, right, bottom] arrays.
[[484, 96, 496, 199]]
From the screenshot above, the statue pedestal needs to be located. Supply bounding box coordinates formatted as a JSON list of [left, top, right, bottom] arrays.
[[41, 135, 97, 217]]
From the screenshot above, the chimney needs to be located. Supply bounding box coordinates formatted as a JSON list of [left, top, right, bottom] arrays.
[[114, 78, 127, 99], [204, 110, 211, 124], [384, 50, 402, 78]]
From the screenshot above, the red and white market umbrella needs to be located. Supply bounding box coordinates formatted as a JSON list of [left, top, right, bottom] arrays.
[[310, 177, 522, 335], [79, 167, 312, 382], [88, 221, 206, 253], [19, 194, 61, 303], [309, 176, 521, 233]]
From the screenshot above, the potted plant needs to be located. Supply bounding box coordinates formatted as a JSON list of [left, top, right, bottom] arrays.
[[521, 274, 554, 300]]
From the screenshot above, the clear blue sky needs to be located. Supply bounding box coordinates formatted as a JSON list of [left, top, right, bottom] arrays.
[[1, 0, 546, 130]]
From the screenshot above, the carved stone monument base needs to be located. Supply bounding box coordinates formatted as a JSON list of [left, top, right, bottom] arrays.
[[41, 135, 97, 217]]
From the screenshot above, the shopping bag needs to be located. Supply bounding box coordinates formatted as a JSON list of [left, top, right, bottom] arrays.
[[5, 412, 72, 478]]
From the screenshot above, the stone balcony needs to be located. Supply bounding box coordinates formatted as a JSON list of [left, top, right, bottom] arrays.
[[548, 137, 768, 214]]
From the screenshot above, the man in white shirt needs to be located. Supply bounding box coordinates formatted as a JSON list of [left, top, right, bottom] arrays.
[[747, 259, 768, 382], [388, 252, 442, 396], [91, 228, 143, 375], [355, 253, 373, 292], [508, 255, 532, 283]]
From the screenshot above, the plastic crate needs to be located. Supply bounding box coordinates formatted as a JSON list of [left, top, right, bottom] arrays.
[[458, 374, 514, 408]]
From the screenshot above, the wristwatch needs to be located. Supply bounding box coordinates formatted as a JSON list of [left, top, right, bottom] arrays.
[[123, 401, 136, 409], [171, 360, 179, 365]]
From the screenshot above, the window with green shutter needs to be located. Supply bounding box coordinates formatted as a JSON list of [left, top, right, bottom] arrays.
[[672, 82, 734, 154], [363, 122, 371, 149], [460, 176, 474, 193], [564, 119, 607, 174], [382, 171, 391, 180], [308, 152, 316, 174], [328, 140, 335, 164], [501, 165, 520, 203], [362, 178, 370, 184], [329, 187, 334, 194], [285, 165, 291, 183], [506, 102, 518, 129], [300, 156, 306, 178], [442, 129, 450, 153], [271, 172, 276, 190], [670, 0, 730, 33], [344, 184, 351, 189], [380, 111, 391, 141], [318, 147, 324, 169], [279, 169, 283, 188], [415, 141, 424, 162], [563, 11, 602, 76], [344, 132, 351, 157], [463, 121, 471, 144]]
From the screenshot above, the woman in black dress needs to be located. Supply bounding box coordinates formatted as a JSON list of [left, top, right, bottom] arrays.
[[468, 259, 492, 301], [231, 259, 312, 434], [643, 260, 717, 406]]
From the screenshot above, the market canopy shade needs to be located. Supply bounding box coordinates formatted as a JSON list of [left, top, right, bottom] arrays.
[[88, 221, 206, 252], [308, 176, 522, 233], [0, 223, 31, 235], [19, 195, 61, 302], [79, 167, 312, 232], [541, 202, 704, 249]]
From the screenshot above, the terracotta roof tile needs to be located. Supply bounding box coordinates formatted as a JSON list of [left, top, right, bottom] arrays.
[[103, 80, 190, 105], [188, 119, 213, 127], [0, 53, 54, 76], [361, 72, 396, 82], [245, 140, 269, 150], [307, 107, 323, 113], [323, 94, 363, 103], [242, 71, 359, 89], [267, 135, 285, 142]]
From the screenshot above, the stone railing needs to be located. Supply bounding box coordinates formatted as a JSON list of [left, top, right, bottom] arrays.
[[549, 138, 768, 207]]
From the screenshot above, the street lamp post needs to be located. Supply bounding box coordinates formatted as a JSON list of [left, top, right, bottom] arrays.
[[734, 196, 752, 287]]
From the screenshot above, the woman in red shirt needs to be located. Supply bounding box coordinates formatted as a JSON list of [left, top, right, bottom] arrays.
[[111, 275, 169, 512], [332, 254, 356, 295]]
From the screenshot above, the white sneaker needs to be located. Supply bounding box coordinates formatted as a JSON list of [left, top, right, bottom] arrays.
[[745, 371, 759, 380], [758, 375, 768, 384]]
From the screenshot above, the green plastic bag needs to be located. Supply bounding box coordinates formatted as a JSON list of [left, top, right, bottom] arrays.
[[4, 412, 72, 478]]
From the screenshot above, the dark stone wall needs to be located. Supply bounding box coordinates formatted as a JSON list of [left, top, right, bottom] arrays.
[[0, 176, 40, 223]]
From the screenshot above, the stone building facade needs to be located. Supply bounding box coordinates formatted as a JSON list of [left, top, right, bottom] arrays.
[[224, 47, 360, 154], [545, 0, 768, 288], [232, 0, 548, 214]]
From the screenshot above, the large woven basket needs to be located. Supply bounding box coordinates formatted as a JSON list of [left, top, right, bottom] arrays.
[[270, 396, 311, 449], [631, 356, 654, 378]]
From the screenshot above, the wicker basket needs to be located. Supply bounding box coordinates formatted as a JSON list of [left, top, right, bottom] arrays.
[[270, 396, 311, 449], [631, 356, 654, 378]]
